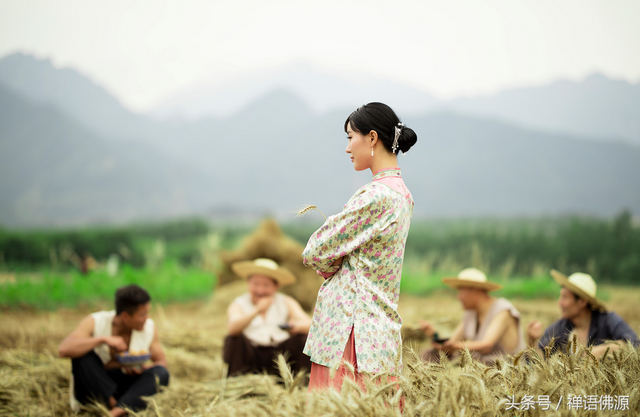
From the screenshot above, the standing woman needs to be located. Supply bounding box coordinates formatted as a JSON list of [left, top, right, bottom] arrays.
[[302, 102, 417, 390]]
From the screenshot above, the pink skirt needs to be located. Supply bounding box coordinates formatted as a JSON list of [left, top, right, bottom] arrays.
[[307, 327, 404, 412], [308, 326, 361, 391], [308, 327, 399, 392]]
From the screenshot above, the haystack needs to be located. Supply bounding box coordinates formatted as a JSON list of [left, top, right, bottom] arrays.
[[218, 219, 323, 311]]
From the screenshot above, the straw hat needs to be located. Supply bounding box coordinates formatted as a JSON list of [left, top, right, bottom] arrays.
[[550, 269, 607, 312], [442, 268, 502, 292], [231, 258, 296, 286]]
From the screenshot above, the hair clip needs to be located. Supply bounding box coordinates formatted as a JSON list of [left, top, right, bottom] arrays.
[[392, 123, 404, 153]]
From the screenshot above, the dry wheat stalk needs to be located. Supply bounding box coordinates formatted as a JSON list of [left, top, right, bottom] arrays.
[[295, 205, 327, 220], [4, 293, 640, 417]]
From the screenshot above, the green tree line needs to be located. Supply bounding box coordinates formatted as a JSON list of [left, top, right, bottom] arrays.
[[401, 211, 640, 283], [1, 212, 638, 284], [0, 218, 214, 269]]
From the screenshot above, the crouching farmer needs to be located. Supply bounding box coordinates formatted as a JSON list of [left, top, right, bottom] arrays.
[[59, 284, 169, 416], [224, 258, 312, 376]]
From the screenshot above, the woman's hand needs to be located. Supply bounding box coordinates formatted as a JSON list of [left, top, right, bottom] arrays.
[[316, 257, 345, 279]]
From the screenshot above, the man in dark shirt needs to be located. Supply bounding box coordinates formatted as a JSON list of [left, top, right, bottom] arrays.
[[527, 270, 639, 358]]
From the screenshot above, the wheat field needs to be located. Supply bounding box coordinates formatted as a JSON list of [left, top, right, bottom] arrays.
[[1, 282, 639, 416]]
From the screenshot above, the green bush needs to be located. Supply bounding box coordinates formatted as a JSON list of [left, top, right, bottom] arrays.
[[0, 218, 211, 269], [0, 260, 215, 310]]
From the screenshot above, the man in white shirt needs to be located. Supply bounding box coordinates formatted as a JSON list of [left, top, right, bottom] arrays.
[[59, 285, 168, 416], [419, 268, 525, 365], [223, 258, 312, 376]]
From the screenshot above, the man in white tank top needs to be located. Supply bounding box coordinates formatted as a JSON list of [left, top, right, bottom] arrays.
[[418, 268, 525, 365], [224, 258, 312, 376], [59, 285, 169, 416]]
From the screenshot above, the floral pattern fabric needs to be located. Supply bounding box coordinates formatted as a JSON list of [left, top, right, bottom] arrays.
[[302, 168, 414, 375]]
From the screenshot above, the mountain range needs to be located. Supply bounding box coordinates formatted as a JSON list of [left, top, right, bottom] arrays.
[[149, 61, 640, 145], [0, 52, 639, 227], [0, 84, 215, 226]]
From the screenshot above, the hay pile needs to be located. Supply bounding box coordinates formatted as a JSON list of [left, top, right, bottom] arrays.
[[0, 349, 72, 415], [218, 219, 323, 311]]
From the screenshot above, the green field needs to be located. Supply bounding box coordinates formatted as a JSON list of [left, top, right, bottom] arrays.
[[0, 212, 637, 309], [0, 261, 215, 310], [0, 263, 577, 310]]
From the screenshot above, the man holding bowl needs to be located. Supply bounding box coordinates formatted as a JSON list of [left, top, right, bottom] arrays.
[[59, 284, 169, 416]]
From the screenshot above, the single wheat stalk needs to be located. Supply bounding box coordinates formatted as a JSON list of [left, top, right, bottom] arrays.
[[295, 205, 326, 220]]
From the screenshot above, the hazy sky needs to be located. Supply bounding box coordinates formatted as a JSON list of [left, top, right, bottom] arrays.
[[1, 0, 639, 112]]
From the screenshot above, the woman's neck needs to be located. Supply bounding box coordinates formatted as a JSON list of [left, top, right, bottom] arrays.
[[369, 152, 398, 176]]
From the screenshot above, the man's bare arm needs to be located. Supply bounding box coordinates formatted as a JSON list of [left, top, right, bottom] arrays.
[[59, 316, 127, 358], [448, 322, 464, 343], [447, 310, 512, 354], [146, 327, 167, 368], [590, 342, 622, 359], [284, 296, 312, 334], [432, 322, 465, 352], [227, 301, 261, 336]]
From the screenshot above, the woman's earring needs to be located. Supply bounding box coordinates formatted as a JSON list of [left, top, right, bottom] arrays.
[[371, 147, 374, 156]]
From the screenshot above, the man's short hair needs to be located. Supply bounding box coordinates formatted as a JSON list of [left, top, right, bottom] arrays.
[[115, 284, 151, 315]]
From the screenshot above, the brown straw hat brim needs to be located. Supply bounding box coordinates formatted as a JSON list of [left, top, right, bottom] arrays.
[[231, 262, 296, 286], [550, 269, 607, 312], [441, 277, 502, 292]]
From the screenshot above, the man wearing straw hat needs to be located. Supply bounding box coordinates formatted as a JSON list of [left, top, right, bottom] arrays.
[[418, 268, 525, 365], [223, 258, 312, 376], [527, 270, 639, 358]]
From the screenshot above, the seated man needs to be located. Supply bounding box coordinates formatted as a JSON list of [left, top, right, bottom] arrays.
[[59, 284, 169, 417], [223, 258, 312, 376], [527, 270, 639, 358], [419, 268, 525, 365]]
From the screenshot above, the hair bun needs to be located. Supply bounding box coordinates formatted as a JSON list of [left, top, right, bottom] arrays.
[[397, 126, 418, 153], [344, 102, 417, 154]]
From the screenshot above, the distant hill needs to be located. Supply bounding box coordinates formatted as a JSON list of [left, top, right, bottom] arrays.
[[0, 85, 214, 226], [401, 112, 640, 216], [149, 61, 640, 145], [3, 52, 639, 145], [0, 53, 140, 139], [444, 74, 640, 145], [151, 61, 441, 119], [1, 52, 640, 227], [0, 52, 196, 147]]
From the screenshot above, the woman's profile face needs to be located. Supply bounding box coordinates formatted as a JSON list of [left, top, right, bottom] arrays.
[[345, 122, 372, 171]]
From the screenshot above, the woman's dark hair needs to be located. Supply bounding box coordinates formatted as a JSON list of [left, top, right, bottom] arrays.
[[567, 288, 597, 311], [115, 284, 151, 315], [344, 102, 417, 154]]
